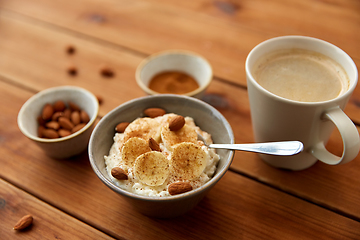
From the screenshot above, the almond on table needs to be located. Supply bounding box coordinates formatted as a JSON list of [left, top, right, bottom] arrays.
[[13, 214, 33, 230]]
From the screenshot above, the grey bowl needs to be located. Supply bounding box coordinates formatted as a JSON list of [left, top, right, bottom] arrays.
[[88, 94, 234, 218]]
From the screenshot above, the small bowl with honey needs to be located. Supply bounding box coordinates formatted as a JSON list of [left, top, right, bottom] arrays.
[[135, 50, 213, 99]]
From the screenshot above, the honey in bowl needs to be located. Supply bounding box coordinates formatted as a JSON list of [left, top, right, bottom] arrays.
[[148, 71, 199, 94]]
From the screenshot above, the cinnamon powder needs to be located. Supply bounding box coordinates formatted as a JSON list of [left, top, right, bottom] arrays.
[[148, 71, 199, 94]]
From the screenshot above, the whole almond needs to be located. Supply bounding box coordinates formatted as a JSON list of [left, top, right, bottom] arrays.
[[38, 125, 45, 138], [66, 45, 76, 55], [58, 117, 74, 130], [100, 66, 115, 78], [168, 182, 193, 195], [37, 116, 46, 126], [80, 110, 90, 123], [63, 108, 72, 119], [52, 111, 64, 121], [71, 123, 86, 133], [46, 121, 60, 130], [58, 129, 71, 137], [111, 167, 128, 180], [144, 108, 166, 118], [67, 66, 77, 76], [71, 111, 81, 125], [13, 214, 33, 230], [42, 103, 54, 120], [149, 137, 161, 152], [115, 122, 130, 133], [53, 100, 66, 112], [42, 129, 59, 139], [96, 95, 103, 105], [69, 102, 81, 111], [169, 115, 185, 131]]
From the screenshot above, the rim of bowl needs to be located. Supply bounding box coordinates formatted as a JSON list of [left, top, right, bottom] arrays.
[[89, 94, 234, 202], [17, 85, 99, 143], [135, 50, 213, 97]]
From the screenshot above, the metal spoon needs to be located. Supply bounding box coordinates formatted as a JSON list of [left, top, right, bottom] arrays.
[[197, 133, 303, 156]]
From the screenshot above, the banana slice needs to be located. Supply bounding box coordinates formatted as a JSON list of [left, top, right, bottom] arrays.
[[122, 117, 161, 144], [121, 137, 151, 170], [170, 142, 208, 180], [161, 123, 197, 149], [134, 151, 169, 186]]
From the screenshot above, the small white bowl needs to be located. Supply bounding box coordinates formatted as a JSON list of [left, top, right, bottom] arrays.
[[88, 94, 234, 218], [135, 50, 213, 99], [18, 86, 99, 159]]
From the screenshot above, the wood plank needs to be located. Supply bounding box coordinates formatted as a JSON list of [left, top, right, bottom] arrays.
[[1, 0, 359, 82], [230, 125, 360, 221], [0, 12, 145, 117], [0, 12, 360, 222], [1, 1, 360, 122], [1, 69, 360, 239], [0, 179, 114, 239]]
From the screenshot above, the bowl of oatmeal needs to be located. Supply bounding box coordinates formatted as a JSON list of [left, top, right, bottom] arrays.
[[88, 94, 234, 218]]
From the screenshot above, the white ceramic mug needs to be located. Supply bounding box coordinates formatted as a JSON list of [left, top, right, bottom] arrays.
[[245, 36, 360, 170]]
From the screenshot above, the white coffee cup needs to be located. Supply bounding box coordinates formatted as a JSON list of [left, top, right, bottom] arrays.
[[245, 36, 360, 170]]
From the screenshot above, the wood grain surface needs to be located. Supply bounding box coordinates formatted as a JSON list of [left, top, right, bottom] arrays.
[[0, 0, 359, 239]]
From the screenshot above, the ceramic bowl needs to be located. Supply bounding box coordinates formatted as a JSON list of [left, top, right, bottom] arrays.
[[18, 86, 99, 159], [135, 50, 213, 99], [88, 94, 234, 218]]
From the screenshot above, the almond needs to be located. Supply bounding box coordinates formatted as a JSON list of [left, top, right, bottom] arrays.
[[37, 116, 46, 126], [149, 137, 161, 152], [52, 111, 64, 121], [80, 110, 90, 123], [13, 214, 33, 230], [42, 103, 54, 121], [38, 125, 45, 138], [63, 108, 72, 119], [96, 95, 103, 105], [143, 108, 166, 118], [111, 167, 128, 180], [58, 129, 71, 137], [46, 121, 60, 130], [42, 129, 59, 139], [115, 122, 130, 133], [67, 66, 77, 76], [58, 117, 74, 130], [100, 66, 115, 78], [69, 102, 81, 111], [168, 182, 193, 195], [71, 123, 86, 133], [71, 111, 81, 125], [66, 45, 76, 55], [169, 115, 185, 131], [53, 100, 66, 112]]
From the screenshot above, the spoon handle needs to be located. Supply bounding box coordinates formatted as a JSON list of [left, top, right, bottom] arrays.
[[208, 141, 303, 156]]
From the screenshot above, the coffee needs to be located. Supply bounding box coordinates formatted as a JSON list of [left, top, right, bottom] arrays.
[[252, 48, 349, 102]]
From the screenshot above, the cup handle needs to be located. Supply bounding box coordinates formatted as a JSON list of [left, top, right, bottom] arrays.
[[311, 106, 360, 165]]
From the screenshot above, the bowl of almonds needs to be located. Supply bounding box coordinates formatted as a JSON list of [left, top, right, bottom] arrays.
[[18, 86, 99, 159], [88, 94, 234, 218]]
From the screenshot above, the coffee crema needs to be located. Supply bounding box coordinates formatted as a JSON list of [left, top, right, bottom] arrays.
[[148, 71, 199, 94], [252, 48, 349, 102]]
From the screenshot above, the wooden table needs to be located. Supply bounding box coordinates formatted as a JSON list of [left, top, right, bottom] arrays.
[[1, 0, 360, 239]]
